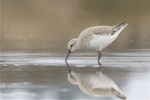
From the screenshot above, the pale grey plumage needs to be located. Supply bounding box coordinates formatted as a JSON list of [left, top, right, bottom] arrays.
[[65, 21, 128, 65], [79, 21, 127, 37]]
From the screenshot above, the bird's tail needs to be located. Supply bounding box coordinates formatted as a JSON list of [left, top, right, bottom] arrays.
[[114, 21, 128, 29], [111, 87, 126, 100], [113, 21, 128, 37]]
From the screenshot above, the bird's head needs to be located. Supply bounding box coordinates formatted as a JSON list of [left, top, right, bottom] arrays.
[[65, 38, 79, 63], [67, 38, 79, 52]]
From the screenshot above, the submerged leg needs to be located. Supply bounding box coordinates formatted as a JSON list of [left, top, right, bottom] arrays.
[[97, 50, 102, 65], [97, 50, 102, 72]]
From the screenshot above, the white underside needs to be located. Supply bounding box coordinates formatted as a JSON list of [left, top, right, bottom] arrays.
[[89, 25, 127, 50], [89, 34, 117, 50]]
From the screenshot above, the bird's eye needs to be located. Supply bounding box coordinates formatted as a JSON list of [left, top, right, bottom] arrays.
[[71, 44, 73, 47]]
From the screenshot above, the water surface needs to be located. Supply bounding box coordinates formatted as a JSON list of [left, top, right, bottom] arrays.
[[1, 49, 150, 100]]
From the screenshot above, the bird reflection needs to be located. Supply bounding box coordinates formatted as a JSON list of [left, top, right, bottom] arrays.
[[67, 65, 126, 99]]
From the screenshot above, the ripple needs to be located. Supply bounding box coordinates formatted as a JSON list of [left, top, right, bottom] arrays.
[[1, 49, 150, 67]]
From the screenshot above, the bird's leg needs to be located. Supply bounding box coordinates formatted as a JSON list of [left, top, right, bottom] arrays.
[[97, 50, 102, 64], [97, 50, 102, 72]]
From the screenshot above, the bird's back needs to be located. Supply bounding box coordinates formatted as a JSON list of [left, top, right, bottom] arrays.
[[77, 26, 115, 49], [79, 21, 128, 38], [79, 26, 114, 38], [77, 22, 127, 49]]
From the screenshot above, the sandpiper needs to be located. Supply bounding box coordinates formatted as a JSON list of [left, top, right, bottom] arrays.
[[65, 21, 128, 65]]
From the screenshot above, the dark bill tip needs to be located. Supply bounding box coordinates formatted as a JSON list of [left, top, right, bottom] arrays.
[[65, 49, 71, 63], [65, 50, 71, 73]]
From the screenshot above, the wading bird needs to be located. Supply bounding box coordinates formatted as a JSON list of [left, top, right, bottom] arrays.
[[65, 21, 128, 65]]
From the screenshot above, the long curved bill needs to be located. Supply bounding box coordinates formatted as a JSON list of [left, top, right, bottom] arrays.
[[65, 50, 71, 63]]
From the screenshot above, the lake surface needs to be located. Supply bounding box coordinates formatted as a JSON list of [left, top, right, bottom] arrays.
[[0, 49, 150, 100]]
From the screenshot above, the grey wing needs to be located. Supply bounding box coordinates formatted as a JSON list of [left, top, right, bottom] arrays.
[[93, 26, 117, 35]]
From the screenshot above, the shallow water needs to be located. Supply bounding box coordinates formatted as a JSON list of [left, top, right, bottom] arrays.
[[0, 49, 150, 100], [1, 0, 150, 99]]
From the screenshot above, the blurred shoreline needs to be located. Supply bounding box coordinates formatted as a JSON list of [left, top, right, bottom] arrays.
[[1, 0, 150, 51]]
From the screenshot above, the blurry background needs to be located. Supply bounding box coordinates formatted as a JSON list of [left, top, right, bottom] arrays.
[[1, 0, 150, 51]]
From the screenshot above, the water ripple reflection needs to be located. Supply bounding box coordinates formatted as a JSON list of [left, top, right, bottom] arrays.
[[1, 49, 150, 67]]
